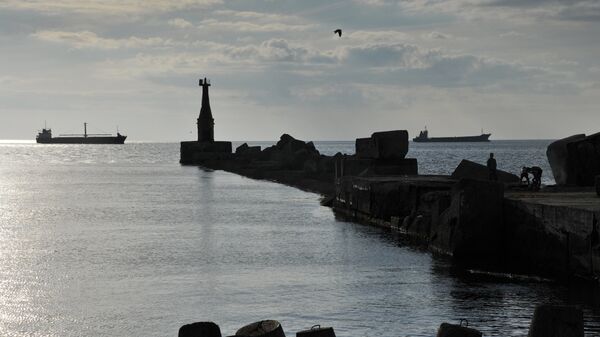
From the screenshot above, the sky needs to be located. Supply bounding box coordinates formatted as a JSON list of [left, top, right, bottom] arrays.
[[1, 0, 600, 141]]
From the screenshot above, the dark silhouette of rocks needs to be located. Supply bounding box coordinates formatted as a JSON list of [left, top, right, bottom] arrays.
[[451, 159, 519, 184], [235, 143, 261, 156], [179, 321, 222, 337], [528, 304, 583, 337], [436, 322, 482, 337], [356, 130, 408, 159], [547, 133, 600, 186]]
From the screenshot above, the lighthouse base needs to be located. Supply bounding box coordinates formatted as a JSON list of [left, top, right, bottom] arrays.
[[180, 140, 233, 165]]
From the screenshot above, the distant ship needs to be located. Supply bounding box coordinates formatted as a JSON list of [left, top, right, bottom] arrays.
[[36, 123, 126, 144], [413, 129, 490, 143]]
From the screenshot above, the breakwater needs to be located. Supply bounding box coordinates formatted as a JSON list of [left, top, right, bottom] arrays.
[[181, 131, 600, 285]]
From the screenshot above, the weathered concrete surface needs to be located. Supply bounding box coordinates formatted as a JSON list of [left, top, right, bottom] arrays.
[[451, 159, 519, 183], [547, 134, 587, 185], [547, 132, 600, 186], [430, 179, 504, 261], [504, 191, 600, 281], [527, 304, 583, 337]]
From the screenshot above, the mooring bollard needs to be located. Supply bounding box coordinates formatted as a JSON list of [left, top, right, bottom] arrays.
[[235, 320, 286, 337], [528, 304, 584, 337], [436, 321, 482, 337], [179, 321, 222, 337], [296, 324, 336, 337]]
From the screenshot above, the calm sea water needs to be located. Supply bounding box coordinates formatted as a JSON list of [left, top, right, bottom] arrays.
[[0, 140, 597, 336]]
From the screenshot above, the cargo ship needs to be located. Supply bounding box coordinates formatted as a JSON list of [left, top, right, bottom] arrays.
[[413, 129, 490, 143], [36, 123, 126, 144]]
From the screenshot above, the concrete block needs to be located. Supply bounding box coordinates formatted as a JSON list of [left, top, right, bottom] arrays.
[[235, 143, 261, 156], [236, 320, 285, 337], [528, 304, 583, 337], [451, 159, 519, 183], [371, 130, 409, 159], [547, 134, 586, 185], [179, 322, 222, 337], [355, 137, 378, 159]]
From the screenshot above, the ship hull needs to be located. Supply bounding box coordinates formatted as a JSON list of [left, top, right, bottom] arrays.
[[36, 136, 126, 144], [413, 134, 491, 143]]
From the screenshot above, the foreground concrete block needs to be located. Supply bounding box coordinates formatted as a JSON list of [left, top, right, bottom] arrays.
[[547, 134, 587, 185], [355, 137, 378, 159], [179, 321, 222, 337], [567, 132, 600, 186], [451, 159, 519, 183], [296, 325, 336, 337], [528, 305, 583, 337], [436, 323, 482, 337]]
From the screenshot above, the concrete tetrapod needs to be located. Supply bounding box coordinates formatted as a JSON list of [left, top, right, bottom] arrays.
[[179, 321, 222, 337], [235, 320, 286, 337]]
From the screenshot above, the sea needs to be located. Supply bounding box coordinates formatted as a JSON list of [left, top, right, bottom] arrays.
[[0, 140, 598, 336]]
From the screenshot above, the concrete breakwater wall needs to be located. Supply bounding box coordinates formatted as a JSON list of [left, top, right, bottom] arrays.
[[333, 173, 600, 282], [181, 131, 600, 283]]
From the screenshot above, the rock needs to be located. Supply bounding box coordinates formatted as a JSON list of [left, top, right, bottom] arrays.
[[528, 304, 583, 337], [235, 143, 261, 156], [179, 321, 222, 337], [451, 159, 519, 183], [236, 320, 285, 337], [296, 325, 336, 337], [436, 322, 482, 337], [596, 175, 600, 197], [355, 130, 409, 159], [277, 134, 319, 156], [547, 134, 587, 185]]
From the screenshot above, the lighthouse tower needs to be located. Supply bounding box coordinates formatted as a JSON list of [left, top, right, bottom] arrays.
[[197, 78, 214, 142]]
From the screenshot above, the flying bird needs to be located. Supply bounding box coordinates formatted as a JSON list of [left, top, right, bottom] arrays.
[[334, 29, 342, 37]]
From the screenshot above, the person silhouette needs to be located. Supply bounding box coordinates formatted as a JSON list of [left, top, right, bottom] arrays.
[[487, 153, 497, 181]]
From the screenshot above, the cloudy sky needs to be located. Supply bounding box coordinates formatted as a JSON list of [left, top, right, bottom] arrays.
[[1, 0, 600, 141]]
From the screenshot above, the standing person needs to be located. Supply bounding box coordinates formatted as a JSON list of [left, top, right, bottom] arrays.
[[487, 153, 498, 181]]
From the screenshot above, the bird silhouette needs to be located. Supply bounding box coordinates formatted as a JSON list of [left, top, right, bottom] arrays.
[[334, 29, 342, 37]]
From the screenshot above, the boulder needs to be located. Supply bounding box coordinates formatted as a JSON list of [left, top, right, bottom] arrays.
[[236, 320, 285, 337], [528, 304, 583, 337], [436, 323, 482, 337], [276, 134, 319, 156], [451, 159, 519, 183], [179, 322, 222, 337], [547, 134, 587, 185]]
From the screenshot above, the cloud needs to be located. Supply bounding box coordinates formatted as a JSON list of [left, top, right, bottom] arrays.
[[31, 30, 171, 49], [168, 18, 193, 29], [0, 0, 222, 14]]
